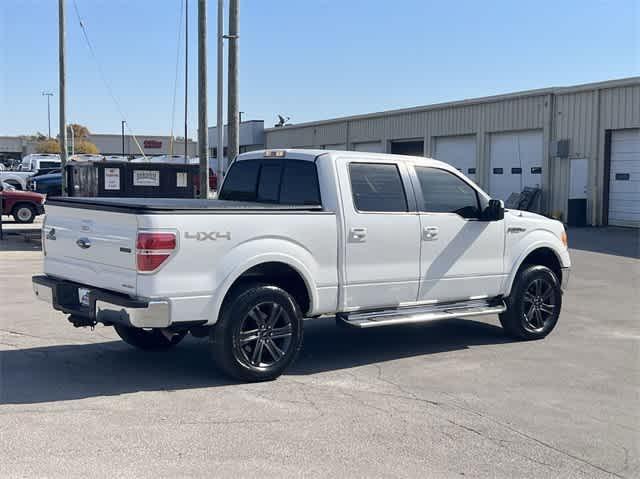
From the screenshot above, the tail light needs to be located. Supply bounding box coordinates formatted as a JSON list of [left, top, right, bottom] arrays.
[[136, 231, 176, 273]]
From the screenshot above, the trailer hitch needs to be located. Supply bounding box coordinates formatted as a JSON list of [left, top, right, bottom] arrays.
[[67, 314, 97, 329]]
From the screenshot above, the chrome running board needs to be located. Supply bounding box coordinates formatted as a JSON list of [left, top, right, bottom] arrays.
[[339, 299, 506, 329]]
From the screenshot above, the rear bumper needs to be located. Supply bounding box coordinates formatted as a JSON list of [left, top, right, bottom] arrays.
[[32, 275, 170, 328]]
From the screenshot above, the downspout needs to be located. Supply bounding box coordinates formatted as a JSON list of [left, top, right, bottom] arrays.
[[593, 89, 601, 226], [546, 93, 555, 218]]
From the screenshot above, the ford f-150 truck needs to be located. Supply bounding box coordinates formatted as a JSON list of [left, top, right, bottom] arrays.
[[33, 149, 570, 381]]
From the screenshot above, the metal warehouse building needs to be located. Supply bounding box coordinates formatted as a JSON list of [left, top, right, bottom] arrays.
[[265, 77, 640, 227]]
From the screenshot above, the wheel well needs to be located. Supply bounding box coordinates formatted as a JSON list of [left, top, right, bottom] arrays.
[[4, 180, 22, 190], [518, 247, 562, 283], [11, 202, 35, 213], [224, 262, 311, 315]]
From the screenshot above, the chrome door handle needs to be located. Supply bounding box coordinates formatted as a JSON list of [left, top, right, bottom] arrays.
[[349, 227, 367, 242], [423, 226, 439, 241], [76, 237, 92, 249]]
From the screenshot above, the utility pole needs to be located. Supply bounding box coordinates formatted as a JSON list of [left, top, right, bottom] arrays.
[[216, 0, 224, 186], [58, 0, 68, 196], [197, 0, 209, 198], [42, 92, 53, 138], [121, 120, 126, 157], [184, 0, 189, 160], [227, 0, 239, 163]]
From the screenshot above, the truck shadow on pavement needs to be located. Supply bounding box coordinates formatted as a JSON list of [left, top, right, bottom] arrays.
[[0, 318, 513, 405]]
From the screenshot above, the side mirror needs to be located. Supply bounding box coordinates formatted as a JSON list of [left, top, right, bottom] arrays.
[[483, 199, 504, 221]]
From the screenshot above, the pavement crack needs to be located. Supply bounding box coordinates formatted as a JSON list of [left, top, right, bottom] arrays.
[[374, 364, 440, 406]]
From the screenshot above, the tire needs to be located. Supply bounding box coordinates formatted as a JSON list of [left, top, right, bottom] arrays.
[[12, 203, 36, 223], [210, 283, 304, 382], [114, 324, 186, 351], [499, 265, 562, 340]]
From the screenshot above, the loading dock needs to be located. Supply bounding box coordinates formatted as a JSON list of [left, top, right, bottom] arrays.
[[489, 130, 543, 201], [607, 129, 640, 227], [391, 140, 424, 156]]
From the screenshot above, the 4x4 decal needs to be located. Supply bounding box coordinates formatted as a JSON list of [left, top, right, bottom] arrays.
[[184, 231, 231, 241]]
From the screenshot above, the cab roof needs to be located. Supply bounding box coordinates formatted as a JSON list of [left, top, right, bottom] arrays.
[[236, 148, 454, 170]]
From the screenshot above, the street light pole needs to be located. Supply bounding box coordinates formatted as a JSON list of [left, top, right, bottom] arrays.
[[227, 0, 239, 162], [197, 0, 209, 198], [58, 0, 68, 196], [184, 0, 188, 160], [42, 92, 54, 138]]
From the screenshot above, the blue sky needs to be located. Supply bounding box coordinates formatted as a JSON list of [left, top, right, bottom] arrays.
[[1, 0, 638, 138]]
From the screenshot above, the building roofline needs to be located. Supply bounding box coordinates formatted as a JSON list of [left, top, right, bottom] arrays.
[[207, 119, 264, 130], [265, 76, 640, 132], [88, 133, 196, 141]]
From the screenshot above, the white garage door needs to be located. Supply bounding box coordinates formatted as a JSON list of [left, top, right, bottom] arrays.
[[609, 129, 640, 227], [353, 141, 384, 153], [489, 130, 543, 201], [434, 135, 477, 181]]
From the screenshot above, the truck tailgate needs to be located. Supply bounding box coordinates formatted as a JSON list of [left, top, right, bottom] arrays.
[[43, 205, 138, 295]]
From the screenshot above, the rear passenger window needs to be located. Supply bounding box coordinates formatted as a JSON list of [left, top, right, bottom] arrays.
[[415, 167, 479, 218], [349, 163, 408, 212], [219, 159, 321, 205], [280, 162, 321, 205], [219, 160, 260, 201]]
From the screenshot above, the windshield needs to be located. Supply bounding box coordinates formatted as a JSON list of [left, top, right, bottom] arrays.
[[38, 161, 61, 170]]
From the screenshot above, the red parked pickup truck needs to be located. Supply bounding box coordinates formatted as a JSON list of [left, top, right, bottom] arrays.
[[0, 182, 45, 223]]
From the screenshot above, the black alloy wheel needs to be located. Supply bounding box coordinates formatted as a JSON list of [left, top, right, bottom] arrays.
[[499, 265, 562, 340], [521, 277, 558, 333], [211, 283, 303, 382], [236, 301, 294, 368]]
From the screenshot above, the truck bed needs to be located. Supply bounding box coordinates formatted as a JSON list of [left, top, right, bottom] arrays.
[[45, 197, 326, 214]]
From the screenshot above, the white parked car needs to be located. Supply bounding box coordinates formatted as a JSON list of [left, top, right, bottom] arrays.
[[1, 154, 61, 189], [19, 153, 61, 173], [33, 149, 570, 381]]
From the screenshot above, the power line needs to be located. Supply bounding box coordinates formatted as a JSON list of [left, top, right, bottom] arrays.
[[71, 0, 146, 158]]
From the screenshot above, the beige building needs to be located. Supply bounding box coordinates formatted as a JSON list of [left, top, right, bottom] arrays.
[[265, 77, 640, 227], [87, 134, 197, 157], [5, 134, 197, 159]]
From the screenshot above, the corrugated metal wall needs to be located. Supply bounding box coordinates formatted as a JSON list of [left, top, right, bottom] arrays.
[[265, 79, 640, 225]]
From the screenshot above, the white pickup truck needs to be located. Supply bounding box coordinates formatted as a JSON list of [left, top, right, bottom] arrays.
[[33, 149, 570, 381]]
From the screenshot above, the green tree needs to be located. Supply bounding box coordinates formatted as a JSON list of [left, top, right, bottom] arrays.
[[69, 123, 91, 139], [35, 139, 61, 153], [74, 140, 100, 154]]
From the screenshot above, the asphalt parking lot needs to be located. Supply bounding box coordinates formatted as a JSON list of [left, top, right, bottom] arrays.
[[1, 221, 638, 478]]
